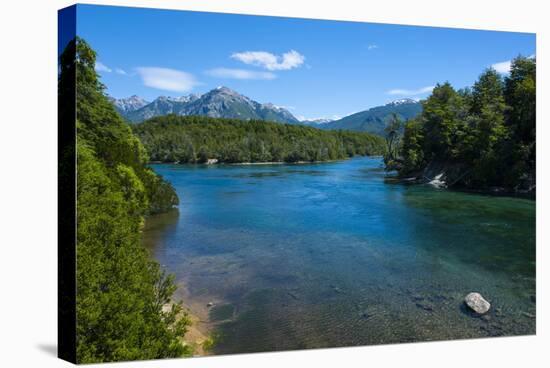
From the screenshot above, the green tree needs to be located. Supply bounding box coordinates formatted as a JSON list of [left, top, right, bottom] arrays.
[[400, 118, 425, 175], [132, 115, 386, 164], [467, 68, 508, 185], [502, 56, 536, 189], [421, 82, 466, 160], [60, 38, 189, 363], [383, 113, 404, 169], [393, 58, 536, 192], [505, 56, 536, 144]]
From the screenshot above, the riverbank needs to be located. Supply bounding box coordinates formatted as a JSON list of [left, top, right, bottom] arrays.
[[141, 210, 223, 357], [386, 156, 536, 199], [148, 155, 386, 166], [387, 175, 536, 200], [171, 295, 213, 356], [168, 278, 241, 356], [149, 159, 346, 166]]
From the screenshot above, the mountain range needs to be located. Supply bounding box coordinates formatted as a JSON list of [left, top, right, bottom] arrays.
[[319, 98, 422, 135], [299, 118, 335, 127], [111, 86, 299, 124], [110, 87, 422, 135]]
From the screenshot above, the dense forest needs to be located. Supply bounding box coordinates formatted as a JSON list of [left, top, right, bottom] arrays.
[[60, 38, 190, 363], [385, 56, 536, 193], [132, 115, 386, 164]]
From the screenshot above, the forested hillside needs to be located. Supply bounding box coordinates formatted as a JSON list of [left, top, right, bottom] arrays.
[[132, 115, 386, 164], [60, 38, 190, 363], [386, 56, 535, 193]]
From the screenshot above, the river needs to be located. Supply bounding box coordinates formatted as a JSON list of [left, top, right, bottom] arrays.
[[142, 156, 535, 354]]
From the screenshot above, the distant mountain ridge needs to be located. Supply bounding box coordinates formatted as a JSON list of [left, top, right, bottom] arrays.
[[111, 88, 423, 136], [109, 95, 149, 113], [300, 118, 334, 127], [320, 98, 422, 135], [112, 86, 300, 124]]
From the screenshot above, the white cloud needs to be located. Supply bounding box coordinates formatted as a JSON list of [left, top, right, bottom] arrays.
[[387, 86, 435, 96], [135, 67, 199, 92], [367, 44, 378, 50], [95, 61, 112, 73], [205, 68, 276, 80], [94, 62, 129, 75], [296, 114, 341, 122], [231, 50, 305, 71], [492, 54, 535, 74], [491, 60, 512, 74]]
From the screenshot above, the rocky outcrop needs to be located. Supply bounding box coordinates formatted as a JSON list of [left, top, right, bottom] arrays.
[[415, 159, 535, 196], [428, 173, 447, 189], [413, 159, 473, 189]]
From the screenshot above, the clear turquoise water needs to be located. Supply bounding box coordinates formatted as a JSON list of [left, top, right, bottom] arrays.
[[144, 157, 535, 354]]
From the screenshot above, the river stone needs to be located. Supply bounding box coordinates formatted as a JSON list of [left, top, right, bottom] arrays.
[[464, 292, 491, 314]]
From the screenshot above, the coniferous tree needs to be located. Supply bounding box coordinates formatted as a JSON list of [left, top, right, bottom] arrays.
[[392, 57, 535, 192], [468, 68, 508, 185]]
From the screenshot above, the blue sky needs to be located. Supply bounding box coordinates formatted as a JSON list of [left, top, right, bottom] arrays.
[[72, 4, 535, 120]]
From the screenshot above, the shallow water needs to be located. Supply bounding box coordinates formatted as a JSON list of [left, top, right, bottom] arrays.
[[143, 157, 535, 354]]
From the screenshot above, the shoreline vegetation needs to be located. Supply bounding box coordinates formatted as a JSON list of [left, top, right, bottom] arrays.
[[64, 38, 190, 363], [383, 56, 536, 196], [139, 209, 217, 356], [150, 158, 350, 165]]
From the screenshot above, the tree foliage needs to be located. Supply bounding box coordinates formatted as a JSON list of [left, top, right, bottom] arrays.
[[383, 113, 404, 169], [392, 56, 535, 192], [60, 38, 188, 363], [132, 115, 386, 164]]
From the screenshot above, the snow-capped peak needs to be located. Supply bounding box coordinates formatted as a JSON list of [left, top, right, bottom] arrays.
[[387, 98, 418, 106]]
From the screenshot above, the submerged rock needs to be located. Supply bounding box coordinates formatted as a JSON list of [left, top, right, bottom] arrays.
[[359, 307, 377, 320], [206, 302, 214, 307], [464, 292, 491, 314], [330, 284, 345, 294], [360, 310, 372, 320], [287, 291, 299, 300], [521, 311, 536, 319], [415, 302, 434, 312]]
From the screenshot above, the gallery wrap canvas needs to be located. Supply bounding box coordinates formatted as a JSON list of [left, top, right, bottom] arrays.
[[58, 3, 536, 364]]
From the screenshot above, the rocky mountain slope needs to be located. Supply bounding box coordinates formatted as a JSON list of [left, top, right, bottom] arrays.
[[112, 87, 299, 124]]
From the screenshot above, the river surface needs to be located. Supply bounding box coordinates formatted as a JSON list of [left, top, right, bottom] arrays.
[[143, 156, 535, 354]]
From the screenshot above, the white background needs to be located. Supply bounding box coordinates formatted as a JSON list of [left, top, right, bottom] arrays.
[[0, 0, 547, 366]]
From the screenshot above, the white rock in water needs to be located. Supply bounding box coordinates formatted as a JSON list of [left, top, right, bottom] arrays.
[[428, 173, 447, 188], [464, 292, 491, 314]]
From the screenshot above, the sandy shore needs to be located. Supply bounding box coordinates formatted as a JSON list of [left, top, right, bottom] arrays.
[[170, 283, 224, 357]]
